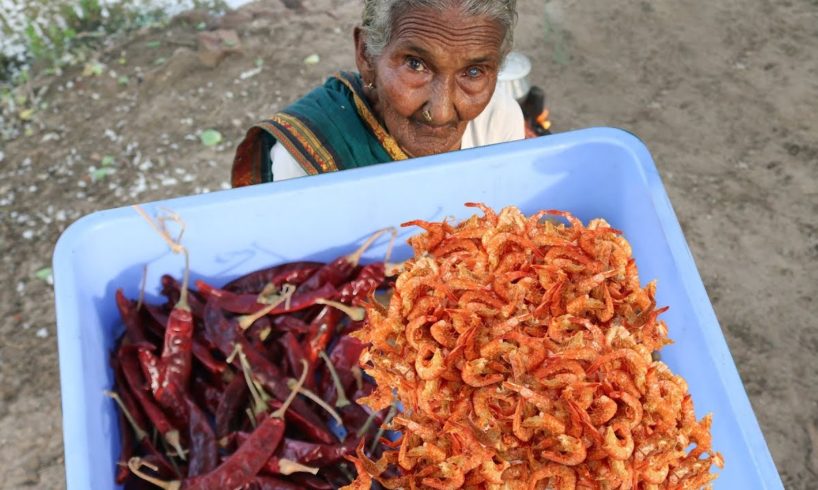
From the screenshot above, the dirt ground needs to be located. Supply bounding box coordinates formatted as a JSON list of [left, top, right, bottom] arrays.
[[0, 0, 816, 488]]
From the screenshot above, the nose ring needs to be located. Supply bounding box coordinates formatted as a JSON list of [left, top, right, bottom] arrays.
[[422, 109, 432, 123]]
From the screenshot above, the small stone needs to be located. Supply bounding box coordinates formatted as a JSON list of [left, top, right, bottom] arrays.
[[36, 328, 49, 338], [196, 30, 242, 68]]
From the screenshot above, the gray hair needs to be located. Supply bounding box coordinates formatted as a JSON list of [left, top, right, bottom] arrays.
[[361, 0, 517, 60]]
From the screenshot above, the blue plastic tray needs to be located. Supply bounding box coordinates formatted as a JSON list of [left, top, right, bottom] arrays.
[[53, 128, 782, 489]]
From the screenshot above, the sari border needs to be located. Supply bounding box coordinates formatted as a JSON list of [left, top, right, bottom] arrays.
[[335, 72, 409, 162], [256, 115, 339, 176]]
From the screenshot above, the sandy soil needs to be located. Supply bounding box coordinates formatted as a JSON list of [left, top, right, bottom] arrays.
[[0, 0, 816, 488]]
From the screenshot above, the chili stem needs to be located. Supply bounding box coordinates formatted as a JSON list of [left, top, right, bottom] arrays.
[[370, 401, 398, 454], [104, 390, 148, 441], [158, 435, 184, 479], [348, 228, 394, 266], [384, 227, 398, 264], [178, 247, 190, 311], [272, 359, 309, 419], [257, 282, 279, 303], [351, 366, 364, 393], [338, 462, 355, 484], [237, 346, 269, 418], [287, 379, 344, 426], [136, 264, 148, 311], [314, 298, 365, 321], [164, 429, 186, 462], [355, 409, 379, 438], [132, 205, 190, 311], [319, 350, 350, 408], [277, 458, 320, 475], [238, 284, 296, 330], [225, 344, 240, 364], [385, 261, 406, 277], [127, 457, 180, 490]]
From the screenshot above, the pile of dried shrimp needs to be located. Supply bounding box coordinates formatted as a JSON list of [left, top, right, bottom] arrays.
[[344, 204, 722, 490]]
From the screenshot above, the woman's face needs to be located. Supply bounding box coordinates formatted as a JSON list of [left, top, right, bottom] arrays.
[[356, 7, 505, 157]]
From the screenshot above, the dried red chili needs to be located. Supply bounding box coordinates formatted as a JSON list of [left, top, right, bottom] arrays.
[[115, 289, 153, 348], [185, 397, 218, 477], [112, 222, 393, 487], [223, 261, 324, 294], [214, 373, 249, 440], [118, 345, 186, 458], [128, 415, 285, 489], [243, 476, 305, 490]]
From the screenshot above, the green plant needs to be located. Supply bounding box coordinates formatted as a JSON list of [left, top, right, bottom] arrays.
[[0, 0, 178, 82]]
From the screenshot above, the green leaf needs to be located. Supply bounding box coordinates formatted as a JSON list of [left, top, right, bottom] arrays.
[[91, 167, 115, 181], [255, 57, 264, 68], [303, 54, 320, 65], [196, 21, 207, 31], [200, 129, 222, 147], [117, 75, 130, 86], [19, 108, 34, 121], [101, 155, 116, 166], [82, 61, 104, 77], [154, 57, 167, 66], [35, 267, 53, 284], [146, 40, 161, 48]]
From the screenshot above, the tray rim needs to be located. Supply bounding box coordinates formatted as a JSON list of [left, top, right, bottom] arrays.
[[53, 126, 783, 489]]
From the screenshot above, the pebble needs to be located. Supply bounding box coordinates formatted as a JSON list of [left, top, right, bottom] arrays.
[[36, 328, 49, 338]]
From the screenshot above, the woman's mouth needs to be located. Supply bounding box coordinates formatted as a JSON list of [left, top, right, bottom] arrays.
[[413, 120, 456, 138]]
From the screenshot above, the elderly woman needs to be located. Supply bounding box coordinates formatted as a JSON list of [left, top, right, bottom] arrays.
[[232, 0, 522, 186]]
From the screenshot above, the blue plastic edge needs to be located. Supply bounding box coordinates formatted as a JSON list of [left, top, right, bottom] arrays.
[[53, 214, 94, 490], [52, 126, 784, 488], [599, 128, 783, 488]]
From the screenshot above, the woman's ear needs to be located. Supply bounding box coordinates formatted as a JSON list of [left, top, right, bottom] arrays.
[[354, 26, 376, 85]]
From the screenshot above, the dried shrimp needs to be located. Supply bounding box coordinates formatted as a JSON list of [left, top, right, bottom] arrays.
[[345, 205, 722, 489]]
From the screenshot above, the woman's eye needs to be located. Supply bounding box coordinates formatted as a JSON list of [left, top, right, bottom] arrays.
[[465, 66, 483, 79], [407, 57, 425, 72]]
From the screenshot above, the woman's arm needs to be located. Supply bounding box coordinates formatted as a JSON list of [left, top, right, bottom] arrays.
[[271, 142, 308, 181], [461, 86, 525, 149]]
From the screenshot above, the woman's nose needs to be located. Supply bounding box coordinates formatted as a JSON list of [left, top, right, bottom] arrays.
[[426, 77, 457, 125]]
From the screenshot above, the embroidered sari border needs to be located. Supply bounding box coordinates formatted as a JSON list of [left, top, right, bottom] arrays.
[[258, 115, 340, 175], [335, 72, 409, 162]]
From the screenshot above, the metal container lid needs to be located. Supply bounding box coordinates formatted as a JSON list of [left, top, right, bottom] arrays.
[[498, 51, 532, 82]]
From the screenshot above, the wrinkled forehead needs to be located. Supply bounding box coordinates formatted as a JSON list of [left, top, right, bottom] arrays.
[[389, 6, 505, 60]]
